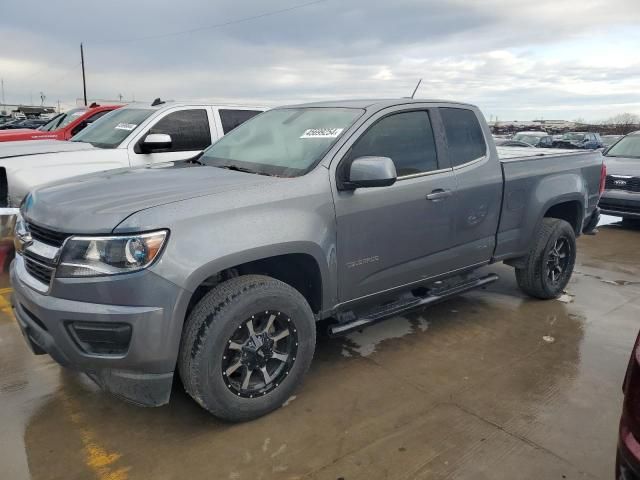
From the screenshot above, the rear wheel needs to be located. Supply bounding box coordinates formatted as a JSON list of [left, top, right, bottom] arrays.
[[179, 275, 316, 421], [515, 218, 576, 299]]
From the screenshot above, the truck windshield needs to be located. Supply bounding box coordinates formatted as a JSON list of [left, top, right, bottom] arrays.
[[200, 108, 363, 177], [605, 135, 640, 159], [71, 108, 153, 149]]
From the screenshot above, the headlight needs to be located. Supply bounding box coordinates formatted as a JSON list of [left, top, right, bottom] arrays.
[[57, 230, 168, 278]]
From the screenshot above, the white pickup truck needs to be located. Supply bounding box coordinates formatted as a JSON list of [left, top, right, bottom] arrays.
[[0, 99, 264, 208]]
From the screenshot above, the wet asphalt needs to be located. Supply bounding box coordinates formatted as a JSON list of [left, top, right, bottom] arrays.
[[1, 219, 639, 480]]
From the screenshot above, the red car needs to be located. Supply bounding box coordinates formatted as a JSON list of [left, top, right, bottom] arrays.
[[0, 103, 120, 143], [618, 331, 640, 479]]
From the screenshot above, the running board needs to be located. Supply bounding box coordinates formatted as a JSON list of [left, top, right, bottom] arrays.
[[328, 273, 499, 337]]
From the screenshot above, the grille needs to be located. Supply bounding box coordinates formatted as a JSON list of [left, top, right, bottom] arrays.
[[23, 255, 54, 285], [605, 176, 640, 193], [600, 200, 640, 215], [27, 222, 69, 247]]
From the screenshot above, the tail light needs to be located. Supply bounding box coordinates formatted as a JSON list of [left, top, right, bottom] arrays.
[[622, 331, 640, 438], [599, 162, 607, 197]]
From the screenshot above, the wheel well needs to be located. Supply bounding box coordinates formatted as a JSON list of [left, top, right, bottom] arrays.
[[186, 254, 323, 318], [544, 201, 582, 234]]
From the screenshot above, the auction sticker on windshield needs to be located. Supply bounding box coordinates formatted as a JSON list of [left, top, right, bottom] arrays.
[[115, 123, 138, 131], [300, 128, 344, 138]]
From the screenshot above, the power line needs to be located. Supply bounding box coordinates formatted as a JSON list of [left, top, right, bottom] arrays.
[[91, 0, 329, 45]]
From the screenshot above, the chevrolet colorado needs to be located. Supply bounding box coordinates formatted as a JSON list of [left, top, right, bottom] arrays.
[[11, 99, 605, 421]]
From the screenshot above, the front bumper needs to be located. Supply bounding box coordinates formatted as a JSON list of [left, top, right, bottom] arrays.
[[600, 191, 640, 219], [10, 255, 190, 406]]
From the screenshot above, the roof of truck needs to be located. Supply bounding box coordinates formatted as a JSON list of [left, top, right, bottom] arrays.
[[121, 100, 267, 110], [282, 98, 476, 110]]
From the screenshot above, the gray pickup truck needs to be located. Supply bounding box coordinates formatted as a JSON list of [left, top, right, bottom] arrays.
[[11, 99, 604, 421]]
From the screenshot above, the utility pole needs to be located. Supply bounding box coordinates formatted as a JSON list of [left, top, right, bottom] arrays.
[[1, 78, 4, 106], [80, 42, 87, 106]]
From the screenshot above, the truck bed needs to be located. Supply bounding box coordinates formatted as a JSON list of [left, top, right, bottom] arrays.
[[497, 146, 593, 161], [493, 147, 603, 261]]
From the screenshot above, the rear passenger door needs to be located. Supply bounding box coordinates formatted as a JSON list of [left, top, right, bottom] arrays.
[[440, 107, 502, 269], [333, 107, 457, 302], [128, 107, 216, 166], [217, 109, 263, 137]]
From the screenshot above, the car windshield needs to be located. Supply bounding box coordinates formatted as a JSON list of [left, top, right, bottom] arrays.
[[200, 107, 364, 177], [562, 133, 585, 141], [512, 134, 542, 144], [37, 113, 65, 131], [58, 108, 88, 129], [71, 108, 154, 149], [605, 135, 640, 159]]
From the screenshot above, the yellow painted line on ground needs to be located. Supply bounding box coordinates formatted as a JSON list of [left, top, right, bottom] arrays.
[[0, 286, 13, 295], [0, 292, 12, 316], [61, 393, 131, 480]]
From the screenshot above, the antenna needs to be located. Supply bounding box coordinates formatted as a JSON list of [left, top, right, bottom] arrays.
[[410, 79, 422, 99]]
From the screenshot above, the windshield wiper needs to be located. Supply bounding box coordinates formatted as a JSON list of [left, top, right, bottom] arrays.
[[216, 164, 272, 176]]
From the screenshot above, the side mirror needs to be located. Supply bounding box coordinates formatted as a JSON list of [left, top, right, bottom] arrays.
[[343, 156, 397, 190], [140, 133, 172, 153]]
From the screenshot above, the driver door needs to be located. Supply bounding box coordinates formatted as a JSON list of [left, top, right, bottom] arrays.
[[128, 107, 217, 166], [332, 108, 457, 303]]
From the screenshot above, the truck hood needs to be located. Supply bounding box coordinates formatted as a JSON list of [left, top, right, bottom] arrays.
[[604, 156, 640, 177], [23, 163, 281, 233], [0, 139, 94, 159]]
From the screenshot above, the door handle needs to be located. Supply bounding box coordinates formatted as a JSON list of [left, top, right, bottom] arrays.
[[426, 189, 452, 201]]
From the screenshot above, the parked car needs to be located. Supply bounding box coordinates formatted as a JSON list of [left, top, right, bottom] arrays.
[[553, 132, 603, 150], [506, 131, 554, 147], [599, 131, 640, 221], [617, 330, 640, 479], [0, 118, 49, 130], [0, 103, 120, 143], [10, 99, 604, 421], [0, 100, 264, 207]]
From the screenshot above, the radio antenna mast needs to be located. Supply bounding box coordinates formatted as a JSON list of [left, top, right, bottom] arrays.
[[410, 79, 422, 99]]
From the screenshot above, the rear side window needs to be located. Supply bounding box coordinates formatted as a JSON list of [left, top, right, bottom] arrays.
[[219, 109, 262, 134], [347, 110, 439, 176], [150, 109, 211, 151], [440, 108, 486, 166]]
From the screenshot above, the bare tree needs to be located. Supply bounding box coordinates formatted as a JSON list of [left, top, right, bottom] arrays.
[[602, 113, 640, 135]]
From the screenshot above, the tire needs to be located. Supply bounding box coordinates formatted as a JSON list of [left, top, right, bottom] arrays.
[[515, 218, 576, 299], [179, 275, 316, 422]]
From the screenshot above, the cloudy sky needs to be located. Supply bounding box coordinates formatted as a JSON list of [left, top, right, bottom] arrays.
[[1, 0, 639, 121]]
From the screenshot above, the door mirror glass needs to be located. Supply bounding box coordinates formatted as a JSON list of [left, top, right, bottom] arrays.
[[141, 133, 172, 153], [346, 156, 397, 189]]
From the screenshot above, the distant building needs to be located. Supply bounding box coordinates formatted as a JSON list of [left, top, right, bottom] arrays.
[[0, 104, 57, 118]]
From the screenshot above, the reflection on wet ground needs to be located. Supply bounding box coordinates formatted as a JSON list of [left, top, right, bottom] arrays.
[[0, 221, 639, 479]]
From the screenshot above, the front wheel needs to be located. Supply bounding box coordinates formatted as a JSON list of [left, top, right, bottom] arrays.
[[179, 275, 316, 422], [515, 218, 577, 299]]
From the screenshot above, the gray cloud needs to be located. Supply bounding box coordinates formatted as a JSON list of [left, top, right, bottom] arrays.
[[1, 0, 639, 121]]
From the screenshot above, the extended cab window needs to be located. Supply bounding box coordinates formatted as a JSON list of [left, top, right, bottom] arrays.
[[149, 109, 211, 151], [219, 109, 263, 134], [348, 110, 439, 176], [440, 108, 487, 166]]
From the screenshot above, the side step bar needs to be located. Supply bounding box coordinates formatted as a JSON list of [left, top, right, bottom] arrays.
[[328, 273, 499, 337]]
